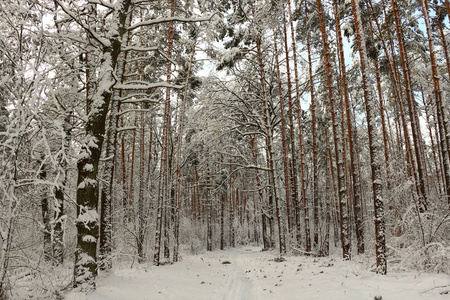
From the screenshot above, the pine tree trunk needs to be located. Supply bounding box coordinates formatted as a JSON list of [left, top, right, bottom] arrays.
[[220, 193, 225, 250], [273, 37, 292, 236], [369, 0, 415, 181], [373, 58, 390, 180], [305, 12, 318, 251], [282, 2, 301, 243], [419, 0, 450, 210], [129, 115, 137, 217], [322, 136, 334, 257], [351, 0, 386, 274], [207, 185, 213, 252], [173, 40, 196, 262], [137, 107, 146, 263], [392, 0, 428, 212], [154, 0, 175, 265], [333, 0, 365, 255], [250, 136, 270, 250], [121, 123, 128, 222], [316, 0, 350, 260], [421, 89, 444, 194]]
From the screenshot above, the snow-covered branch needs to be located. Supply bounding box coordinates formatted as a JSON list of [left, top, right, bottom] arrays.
[[54, 0, 109, 47], [115, 82, 184, 90], [127, 15, 214, 31], [118, 109, 152, 116]]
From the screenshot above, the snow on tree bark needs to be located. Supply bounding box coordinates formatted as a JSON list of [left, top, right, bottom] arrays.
[[72, 0, 132, 290], [351, 0, 386, 274], [418, 0, 450, 210], [273, 35, 292, 237], [333, 0, 365, 255], [316, 0, 350, 261], [256, 34, 286, 254]]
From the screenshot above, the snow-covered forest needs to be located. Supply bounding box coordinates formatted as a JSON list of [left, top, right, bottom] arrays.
[[0, 0, 449, 299]]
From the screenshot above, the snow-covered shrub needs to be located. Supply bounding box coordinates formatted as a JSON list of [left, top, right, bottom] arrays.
[[387, 204, 450, 274], [179, 217, 206, 255]]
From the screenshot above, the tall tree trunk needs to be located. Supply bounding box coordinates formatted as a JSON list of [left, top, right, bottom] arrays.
[[351, 0, 386, 274], [154, 0, 175, 265], [316, 0, 350, 260], [333, 0, 365, 255], [392, 0, 428, 212], [421, 89, 444, 194], [256, 35, 286, 254], [99, 12, 131, 270], [250, 136, 270, 250], [419, 0, 450, 210], [137, 107, 146, 263], [273, 37, 292, 236], [369, 0, 415, 181], [173, 41, 196, 262], [128, 115, 137, 219], [120, 122, 128, 222], [373, 58, 390, 181], [304, 8, 318, 251], [220, 193, 225, 250], [283, 1, 301, 244], [73, 0, 132, 288]]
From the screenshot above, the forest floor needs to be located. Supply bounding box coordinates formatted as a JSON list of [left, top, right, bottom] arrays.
[[66, 246, 450, 300]]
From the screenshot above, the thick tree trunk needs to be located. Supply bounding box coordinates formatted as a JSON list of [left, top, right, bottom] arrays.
[[73, 0, 132, 289], [99, 20, 130, 270]]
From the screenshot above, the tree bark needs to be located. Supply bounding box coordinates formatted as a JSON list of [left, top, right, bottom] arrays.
[[351, 0, 386, 274], [419, 0, 450, 210], [316, 0, 350, 260], [333, 0, 365, 255], [256, 35, 285, 254], [73, 0, 132, 289]]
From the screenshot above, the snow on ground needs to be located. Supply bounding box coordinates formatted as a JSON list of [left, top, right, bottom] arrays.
[[66, 246, 450, 300]]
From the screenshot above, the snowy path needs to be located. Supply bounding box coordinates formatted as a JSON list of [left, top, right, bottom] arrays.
[[67, 246, 449, 300]]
